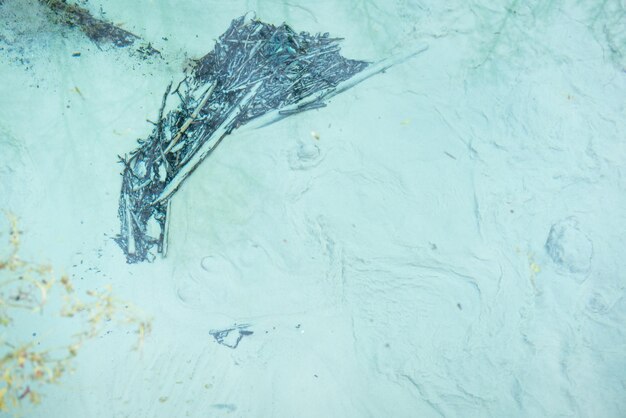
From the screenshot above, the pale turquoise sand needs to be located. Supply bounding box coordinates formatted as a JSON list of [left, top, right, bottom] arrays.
[[1, 1, 625, 417]]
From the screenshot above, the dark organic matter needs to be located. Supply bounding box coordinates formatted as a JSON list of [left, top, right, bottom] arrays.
[[116, 14, 427, 263], [40, 0, 160, 55], [209, 325, 253, 349]]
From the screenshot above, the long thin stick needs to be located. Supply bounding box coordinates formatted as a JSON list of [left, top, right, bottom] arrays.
[[152, 82, 263, 205], [161, 200, 171, 257], [163, 82, 217, 154], [125, 194, 136, 255], [244, 43, 429, 131]]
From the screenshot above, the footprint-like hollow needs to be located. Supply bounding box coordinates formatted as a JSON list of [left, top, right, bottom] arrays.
[[545, 217, 593, 274]]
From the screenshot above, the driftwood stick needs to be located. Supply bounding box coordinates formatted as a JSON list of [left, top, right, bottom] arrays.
[[157, 82, 173, 138], [163, 82, 217, 154], [161, 200, 171, 257], [243, 43, 429, 131], [124, 194, 136, 255]]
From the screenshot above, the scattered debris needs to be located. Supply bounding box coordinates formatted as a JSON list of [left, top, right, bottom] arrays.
[[115, 14, 428, 263], [39, 0, 160, 56], [0, 214, 152, 414], [209, 324, 253, 349]]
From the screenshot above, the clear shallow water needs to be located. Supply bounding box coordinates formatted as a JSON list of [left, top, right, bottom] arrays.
[[1, 1, 625, 417]]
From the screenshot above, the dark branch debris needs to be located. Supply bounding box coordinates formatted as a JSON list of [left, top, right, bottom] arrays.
[[40, 0, 160, 56], [116, 15, 372, 263]]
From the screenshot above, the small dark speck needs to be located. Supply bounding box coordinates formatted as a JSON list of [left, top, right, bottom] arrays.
[[295, 324, 301, 329], [32, 333, 37, 337], [510, 209, 514, 213], [314, 374, 318, 378], [162, 37, 168, 41], [384, 343, 390, 348], [72, 52, 81, 57], [457, 303, 462, 310]]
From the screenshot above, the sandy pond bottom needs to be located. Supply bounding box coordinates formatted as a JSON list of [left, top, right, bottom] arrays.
[[1, 0, 626, 417]]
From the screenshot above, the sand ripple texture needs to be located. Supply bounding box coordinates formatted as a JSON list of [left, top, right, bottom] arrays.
[[1, 0, 625, 417]]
